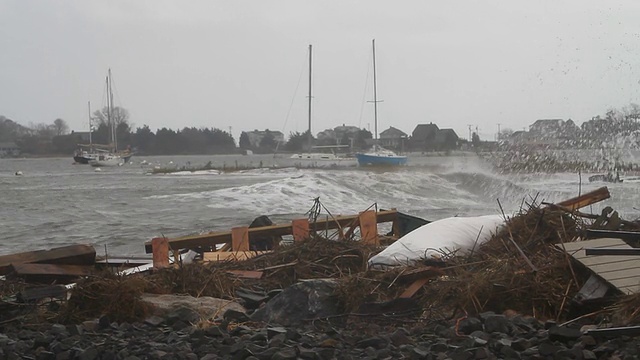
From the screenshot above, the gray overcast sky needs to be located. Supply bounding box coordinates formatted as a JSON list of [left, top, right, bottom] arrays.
[[1, 1, 640, 141]]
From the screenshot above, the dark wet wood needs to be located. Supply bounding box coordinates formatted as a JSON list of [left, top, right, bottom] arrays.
[[0, 244, 96, 275]]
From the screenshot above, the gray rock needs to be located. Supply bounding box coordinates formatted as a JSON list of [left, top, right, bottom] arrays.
[[200, 354, 219, 360], [583, 349, 597, 360], [484, 315, 512, 335], [458, 317, 483, 335], [78, 347, 99, 360], [390, 328, 413, 346], [548, 326, 582, 343], [538, 342, 562, 356], [223, 309, 250, 323], [356, 337, 388, 350], [251, 279, 340, 327], [204, 326, 225, 337]]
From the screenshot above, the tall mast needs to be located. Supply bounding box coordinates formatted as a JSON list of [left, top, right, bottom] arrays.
[[88, 101, 92, 146], [372, 39, 378, 142], [307, 44, 312, 152], [108, 68, 117, 151]]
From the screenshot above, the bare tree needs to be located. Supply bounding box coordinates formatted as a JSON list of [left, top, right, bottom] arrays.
[[53, 118, 69, 136], [93, 106, 130, 128]]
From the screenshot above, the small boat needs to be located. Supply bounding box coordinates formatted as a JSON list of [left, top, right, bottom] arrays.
[[290, 45, 357, 168], [356, 39, 407, 167]]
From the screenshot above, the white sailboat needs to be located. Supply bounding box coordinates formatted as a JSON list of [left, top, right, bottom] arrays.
[[89, 69, 133, 167], [290, 45, 357, 168], [356, 39, 407, 166]]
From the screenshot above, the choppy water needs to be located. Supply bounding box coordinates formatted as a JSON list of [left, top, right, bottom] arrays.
[[1, 153, 639, 257]]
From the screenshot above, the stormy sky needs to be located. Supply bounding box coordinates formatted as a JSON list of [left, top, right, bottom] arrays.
[[1, 1, 639, 141]]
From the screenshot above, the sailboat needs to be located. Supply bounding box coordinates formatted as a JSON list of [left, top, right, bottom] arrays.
[[73, 101, 99, 164], [89, 69, 133, 167], [356, 39, 407, 166], [290, 45, 357, 168]]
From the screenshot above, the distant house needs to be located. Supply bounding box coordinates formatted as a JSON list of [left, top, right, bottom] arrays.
[[379, 126, 408, 150], [0, 142, 20, 157], [529, 119, 580, 147], [432, 128, 460, 151], [410, 123, 439, 151], [317, 124, 361, 146], [246, 130, 285, 148], [70, 131, 92, 143]]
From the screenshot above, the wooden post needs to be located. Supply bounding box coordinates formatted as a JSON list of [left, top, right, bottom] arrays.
[[359, 210, 378, 245], [151, 237, 170, 269], [390, 207, 400, 237], [292, 218, 310, 241], [231, 226, 250, 251]]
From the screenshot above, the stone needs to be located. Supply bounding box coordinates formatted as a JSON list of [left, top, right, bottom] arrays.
[[82, 320, 98, 332], [548, 326, 583, 343], [511, 338, 531, 351], [141, 293, 245, 322], [583, 350, 597, 360], [166, 306, 202, 325], [458, 317, 483, 335], [356, 337, 388, 350], [204, 326, 225, 337], [144, 316, 165, 327], [579, 335, 597, 347], [223, 309, 250, 323], [78, 347, 99, 360], [251, 279, 340, 326], [484, 315, 512, 335], [390, 328, 413, 346], [538, 342, 562, 356], [200, 355, 219, 360]]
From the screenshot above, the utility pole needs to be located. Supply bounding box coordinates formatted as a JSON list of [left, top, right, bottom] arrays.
[[497, 123, 501, 141], [467, 124, 474, 141]]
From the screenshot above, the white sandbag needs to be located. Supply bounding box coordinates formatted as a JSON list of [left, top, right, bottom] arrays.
[[368, 214, 505, 268]]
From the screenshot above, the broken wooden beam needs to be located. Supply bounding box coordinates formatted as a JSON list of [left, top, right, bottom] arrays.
[[554, 186, 610, 211], [292, 218, 310, 241], [9, 263, 95, 283], [17, 285, 68, 302], [231, 226, 250, 251], [585, 229, 640, 242], [359, 210, 379, 245], [144, 209, 399, 253], [202, 251, 270, 262], [226, 270, 264, 279], [151, 237, 170, 269], [0, 244, 96, 275], [585, 248, 640, 256]]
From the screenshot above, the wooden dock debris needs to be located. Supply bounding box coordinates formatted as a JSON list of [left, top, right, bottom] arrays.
[[202, 251, 270, 262], [359, 210, 378, 245], [151, 237, 170, 269], [144, 209, 399, 253], [585, 229, 640, 242], [398, 267, 444, 299], [557, 237, 640, 295], [9, 263, 95, 283], [554, 186, 610, 211], [0, 244, 96, 275], [226, 270, 264, 279], [292, 218, 309, 242], [17, 285, 68, 302], [231, 226, 250, 251]]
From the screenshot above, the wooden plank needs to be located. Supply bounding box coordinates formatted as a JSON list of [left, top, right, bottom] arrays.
[[10, 263, 94, 277], [226, 270, 264, 279], [586, 248, 640, 256], [618, 284, 640, 294], [399, 278, 430, 299], [18, 285, 68, 302], [202, 251, 270, 262], [359, 210, 378, 245], [586, 229, 640, 242], [231, 226, 249, 251], [559, 238, 629, 253], [144, 210, 399, 253], [586, 259, 640, 274], [0, 244, 96, 275], [554, 186, 610, 210], [292, 218, 310, 241], [151, 237, 170, 269]]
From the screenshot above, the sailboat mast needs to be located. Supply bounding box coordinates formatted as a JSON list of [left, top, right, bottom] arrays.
[[108, 68, 117, 151], [88, 101, 92, 146], [372, 39, 378, 142], [307, 44, 312, 152]]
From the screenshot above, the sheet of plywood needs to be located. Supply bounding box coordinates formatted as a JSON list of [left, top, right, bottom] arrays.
[[0, 244, 96, 275]]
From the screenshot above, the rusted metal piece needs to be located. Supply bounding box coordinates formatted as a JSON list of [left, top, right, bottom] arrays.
[[0, 244, 96, 275], [554, 186, 610, 210], [144, 210, 399, 253]]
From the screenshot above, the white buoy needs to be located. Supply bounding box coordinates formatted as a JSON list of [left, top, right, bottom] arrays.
[[94, 167, 102, 172], [15, 171, 23, 176]]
